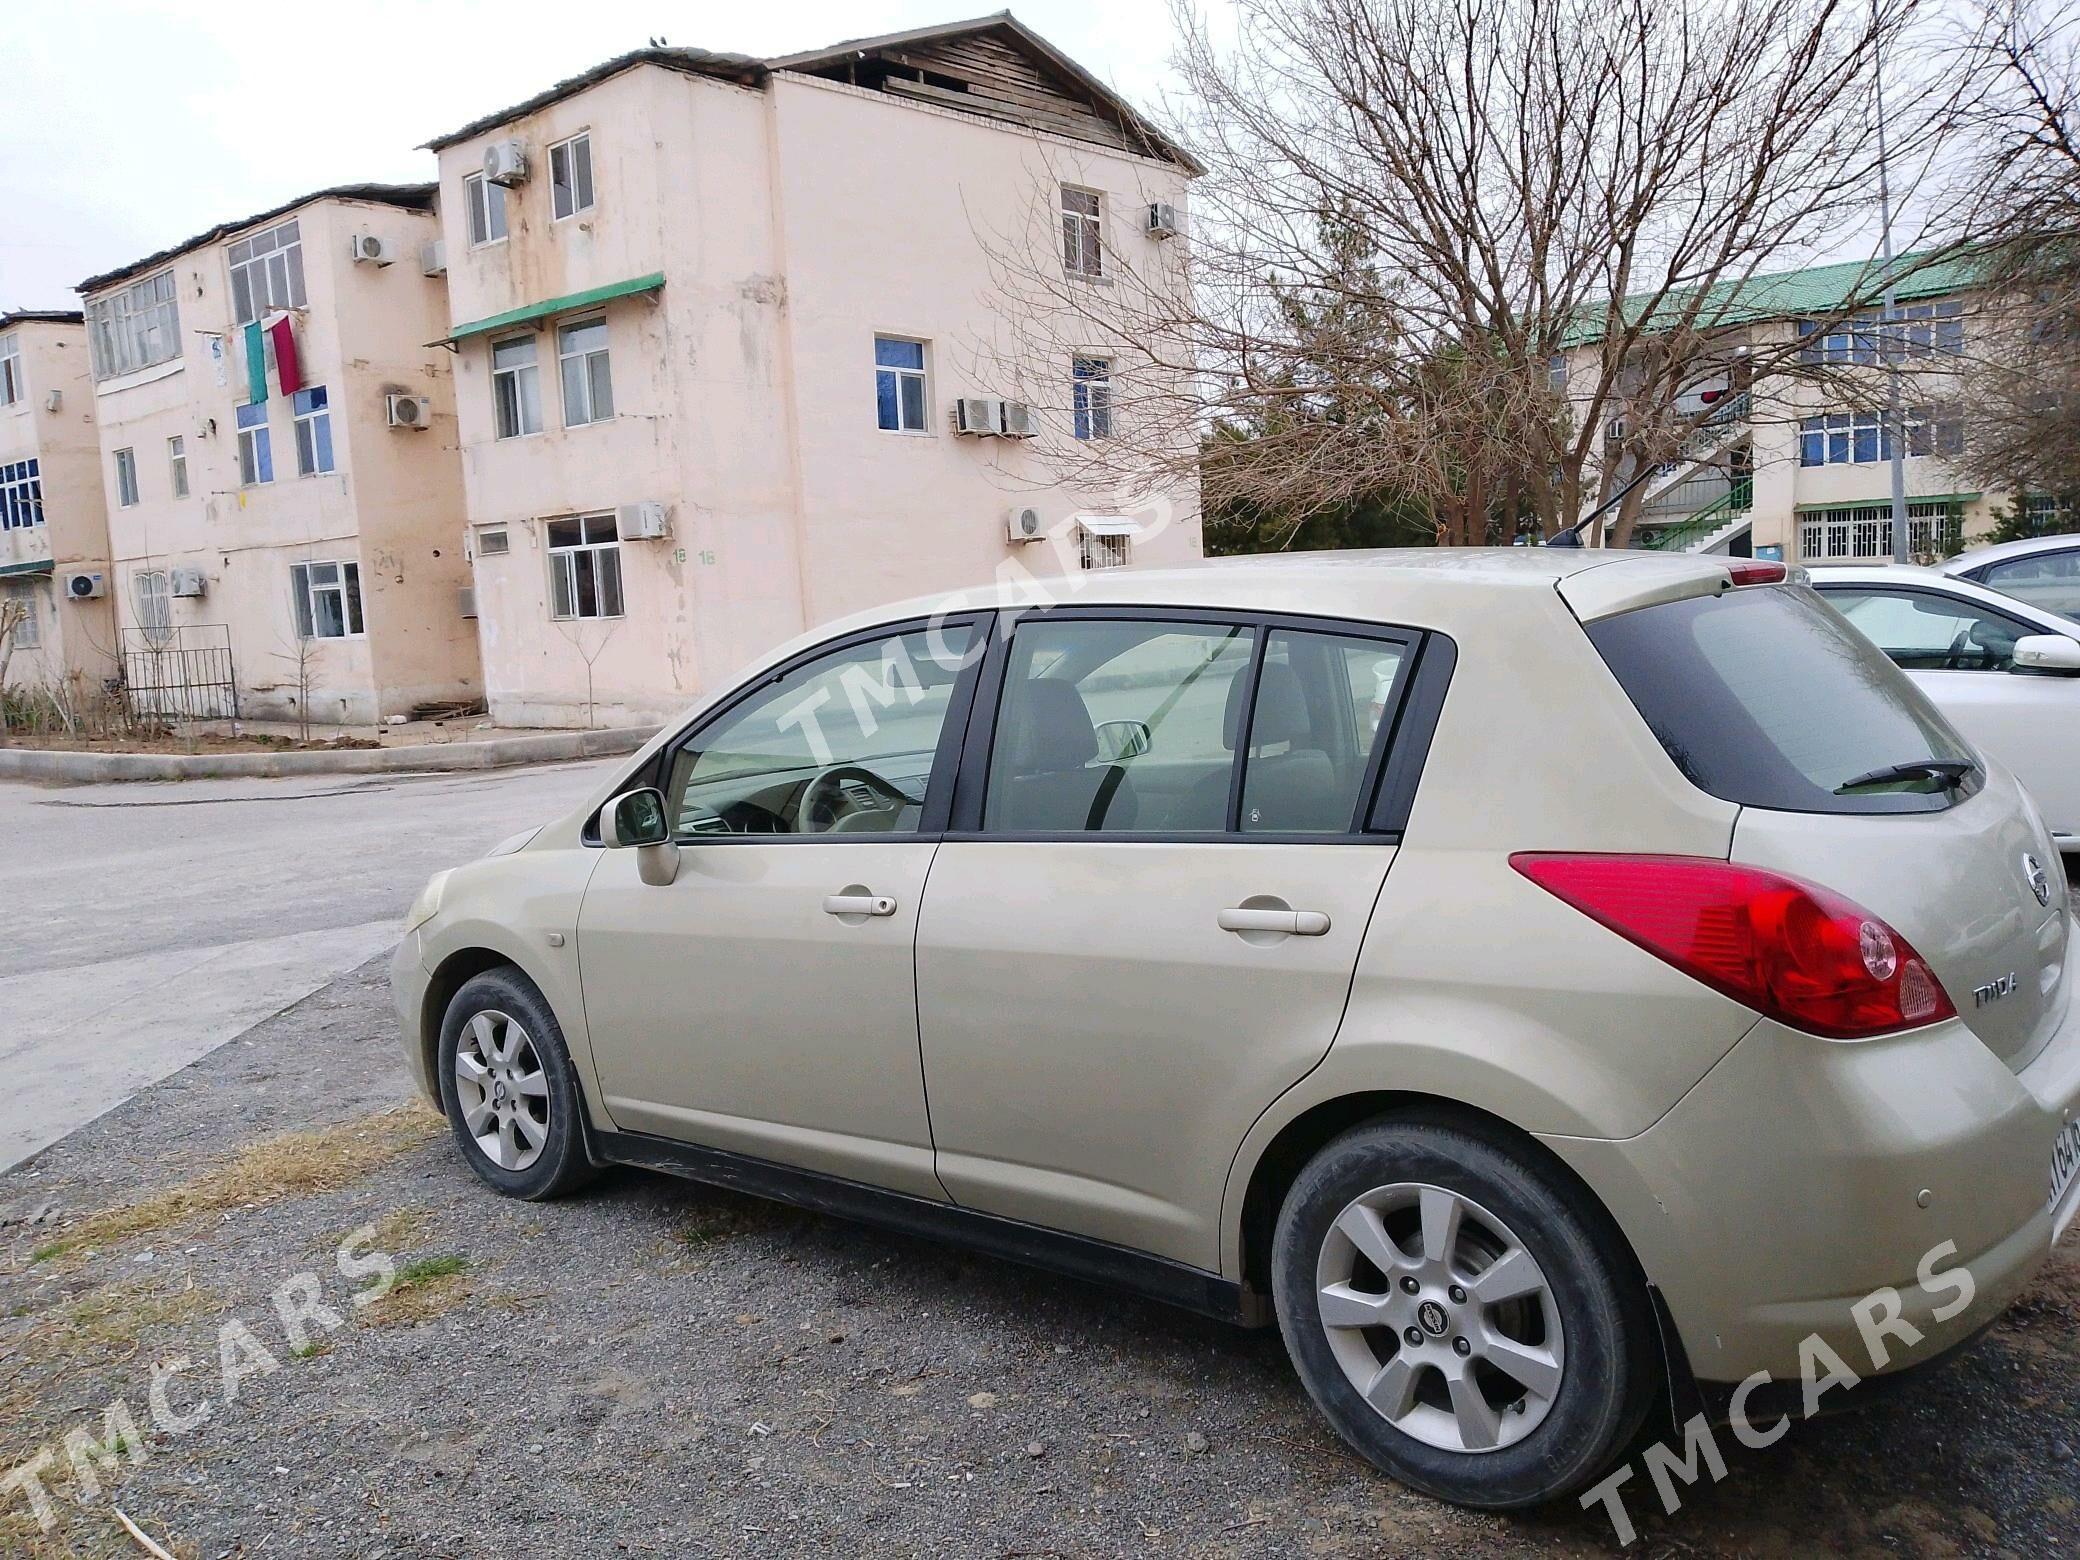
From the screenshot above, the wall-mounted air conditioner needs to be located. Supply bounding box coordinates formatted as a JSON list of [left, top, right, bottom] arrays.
[[386, 394, 432, 429], [43, 389, 61, 413], [484, 140, 529, 186], [63, 571, 105, 600], [617, 501, 670, 540], [954, 397, 1005, 436], [1006, 505, 1044, 544], [1147, 202, 1180, 239], [420, 241, 447, 277], [350, 233, 396, 266], [999, 401, 1039, 438], [169, 567, 208, 598]]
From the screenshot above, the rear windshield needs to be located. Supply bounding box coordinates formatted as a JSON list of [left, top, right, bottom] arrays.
[[1585, 585, 1979, 815]]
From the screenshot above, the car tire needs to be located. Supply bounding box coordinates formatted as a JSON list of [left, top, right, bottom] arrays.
[[1271, 1115, 1658, 1509], [436, 967, 598, 1201]]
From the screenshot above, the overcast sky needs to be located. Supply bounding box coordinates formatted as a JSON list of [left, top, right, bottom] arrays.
[[0, 0, 1182, 311]]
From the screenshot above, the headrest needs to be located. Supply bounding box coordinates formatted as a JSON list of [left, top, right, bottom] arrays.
[[1225, 661, 1312, 749], [1006, 678, 1098, 772]]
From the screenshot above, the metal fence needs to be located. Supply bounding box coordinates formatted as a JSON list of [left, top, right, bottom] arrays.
[[121, 623, 239, 723]]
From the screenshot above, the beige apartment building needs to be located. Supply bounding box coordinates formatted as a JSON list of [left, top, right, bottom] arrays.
[[0, 311, 118, 703], [427, 15, 1204, 728], [78, 185, 480, 726], [1563, 253, 2022, 565]]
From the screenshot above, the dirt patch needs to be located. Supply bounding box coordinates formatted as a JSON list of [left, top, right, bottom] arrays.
[[4, 731, 381, 755]]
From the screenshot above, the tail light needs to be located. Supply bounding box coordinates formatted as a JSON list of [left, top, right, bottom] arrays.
[[1724, 560, 1786, 586], [1511, 854, 1955, 1039]]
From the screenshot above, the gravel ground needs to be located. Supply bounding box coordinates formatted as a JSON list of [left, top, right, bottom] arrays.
[[2, 956, 2076, 1560]]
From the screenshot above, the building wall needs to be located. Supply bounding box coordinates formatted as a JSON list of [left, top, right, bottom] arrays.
[[89, 198, 477, 726], [442, 62, 1202, 729], [0, 320, 117, 698]]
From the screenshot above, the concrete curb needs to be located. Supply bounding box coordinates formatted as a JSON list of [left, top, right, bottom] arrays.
[[0, 725, 659, 785]]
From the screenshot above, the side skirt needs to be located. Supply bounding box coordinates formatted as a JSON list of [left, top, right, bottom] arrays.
[[593, 1128, 1265, 1327]]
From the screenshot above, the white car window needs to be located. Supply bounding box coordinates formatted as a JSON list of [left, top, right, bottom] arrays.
[[1825, 588, 2031, 672], [1979, 548, 2080, 622]]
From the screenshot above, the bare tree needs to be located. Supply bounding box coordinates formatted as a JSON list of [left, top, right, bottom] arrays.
[[0, 597, 26, 747], [983, 0, 1975, 548]]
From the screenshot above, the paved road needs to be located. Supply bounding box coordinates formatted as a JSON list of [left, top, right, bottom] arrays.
[[0, 758, 615, 1170]]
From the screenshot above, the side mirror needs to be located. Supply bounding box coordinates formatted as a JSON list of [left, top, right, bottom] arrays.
[[602, 788, 679, 885], [2012, 634, 2080, 675], [1093, 719, 1153, 762]]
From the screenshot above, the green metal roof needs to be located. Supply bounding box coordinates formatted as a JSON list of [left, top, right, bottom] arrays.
[[0, 557, 53, 578], [1563, 248, 1985, 347], [440, 273, 665, 345], [1794, 491, 1980, 512]]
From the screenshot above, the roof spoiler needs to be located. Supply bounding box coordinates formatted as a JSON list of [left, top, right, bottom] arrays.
[[1557, 556, 1804, 623]]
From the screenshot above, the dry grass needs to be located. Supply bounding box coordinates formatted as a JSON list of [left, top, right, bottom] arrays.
[[28, 1104, 442, 1267], [360, 1253, 473, 1327], [24, 1279, 216, 1368]]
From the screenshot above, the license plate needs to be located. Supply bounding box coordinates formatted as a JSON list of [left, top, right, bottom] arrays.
[[2054, 1117, 2080, 1213]]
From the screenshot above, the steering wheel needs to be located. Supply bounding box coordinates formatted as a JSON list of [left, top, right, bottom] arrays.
[[796, 764, 911, 833], [1942, 626, 1973, 671]]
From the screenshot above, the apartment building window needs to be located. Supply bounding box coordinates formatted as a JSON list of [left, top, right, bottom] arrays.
[[1800, 501, 1962, 561], [2021, 493, 2077, 533], [874, 337, 927, 432], [114, 447, 140, 507], [86, 270, 181, 380], [550, 134, 595, 220], [227, 219, 307, 326], [133, 569, 171, 641], [493, 335, 542, 438], [1799, 405, 1963, 466], [292, 560, 364, 639], [0, 333, 20, 405], [465, 172, 509, 247], [1062, 187, 1103, 279], [546, 514, 623, 619], [293, 386, 336, 476], [237, 402, 273, 485], [0, 460, 42, 530], [557, 317, 613, 427], [8, 586, 38, 648], [1073, 357, 1113, 440], [1080, 529, 1132, 570], [168, 436, 188, 499], [1797, 299, 1964, 365]]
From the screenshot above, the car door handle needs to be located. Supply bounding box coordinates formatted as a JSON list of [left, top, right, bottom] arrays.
[[823, 893, 898, 918], [1219, 907, 1331, 936]]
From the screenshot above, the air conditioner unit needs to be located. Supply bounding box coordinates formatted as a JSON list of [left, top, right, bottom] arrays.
[[420, 240, 447, 277], [483, 140, 529, 186], [350, 233, 396, 266], [458, 587, 478, 619], [617, 501, 670, 540], [63, 571, 105, 600], [43, 389, 61, 413], [999, 400, 1039, 438], [1006, 505, 1045, 544], [169, 567, 208, 599], [1147, 201, 1180, 239], [954, 397, 1005, 436], [386, 393, 432, 429]]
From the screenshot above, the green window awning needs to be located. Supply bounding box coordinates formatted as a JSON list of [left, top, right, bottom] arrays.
[[438, 272, 664, 346], [0, 557, 53, 578]]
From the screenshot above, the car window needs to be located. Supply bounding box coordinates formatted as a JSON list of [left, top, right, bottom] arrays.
[[1587, 585, 1976, 815], [663, 625, 973, 837], [1239, 631, 1405, 833], [1823, 587, 2031, 672], [1980, 549, 2080, 621], [983, 619, 1254, 832]]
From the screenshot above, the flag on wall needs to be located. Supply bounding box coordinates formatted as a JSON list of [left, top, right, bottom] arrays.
[[267, 316, 303, 396], [243, 322, 267, 404]]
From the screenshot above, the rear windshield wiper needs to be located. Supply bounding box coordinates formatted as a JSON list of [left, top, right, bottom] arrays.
[[1835, 758, 1976, 794]]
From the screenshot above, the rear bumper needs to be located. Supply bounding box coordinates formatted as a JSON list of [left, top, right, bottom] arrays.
[[1545, 943, 2080, 1387]]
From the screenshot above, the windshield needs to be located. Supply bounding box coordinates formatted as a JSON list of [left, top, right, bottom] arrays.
[[1585, 585, 1979, 815]]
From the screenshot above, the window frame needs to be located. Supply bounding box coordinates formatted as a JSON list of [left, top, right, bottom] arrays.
[[548, 133, 595, 221], [610, 611, 999, 848], [464, 171, 509, 248], [545, 511, 625, 621], [114, 447, 140, 507], [235, 402, 273, 486], [1072, 355, 1113, 441], [943, 605, 1449, 844], [290, 559, 365, 640], [85, 270, 181, 381], [292, 385, 335, 476], [556, 314, 613, 428], [1061, 186, 1104, 280], [0, 459, 43, 531], [226, 218, 307, 327], [0, 333, 21, 406], [167, 435, 188, 499], [873, 335, 929, 433], [491, 333, 542, 439], [7, 583, 39, 647]]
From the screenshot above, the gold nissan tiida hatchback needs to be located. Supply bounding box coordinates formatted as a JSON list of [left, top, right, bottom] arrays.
[[394, 549, 2080, 1508]]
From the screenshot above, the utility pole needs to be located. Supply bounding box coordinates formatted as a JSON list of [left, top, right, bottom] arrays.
[[1875, 14, 1911, 564]]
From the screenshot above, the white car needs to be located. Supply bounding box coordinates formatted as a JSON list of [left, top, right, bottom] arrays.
[[1940, 533, 2080, 621], [1810, 564, 2080, 846]]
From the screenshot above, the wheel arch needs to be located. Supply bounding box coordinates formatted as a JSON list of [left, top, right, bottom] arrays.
[[419, 946, 519, 1090]]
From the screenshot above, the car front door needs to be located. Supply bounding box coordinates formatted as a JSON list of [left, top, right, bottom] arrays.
[[576, 616, 985, 1198], [914, 609, 1436, 1270], [1821, 583, 2080, 836]]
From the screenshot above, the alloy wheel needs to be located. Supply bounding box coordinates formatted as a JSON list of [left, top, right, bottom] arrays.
[[1313, 1181, 1565, 1453], [452, 1009, 552, 1173]]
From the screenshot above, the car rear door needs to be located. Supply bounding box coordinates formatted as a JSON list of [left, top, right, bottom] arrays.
[[913, 608, 1442, 1270]]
